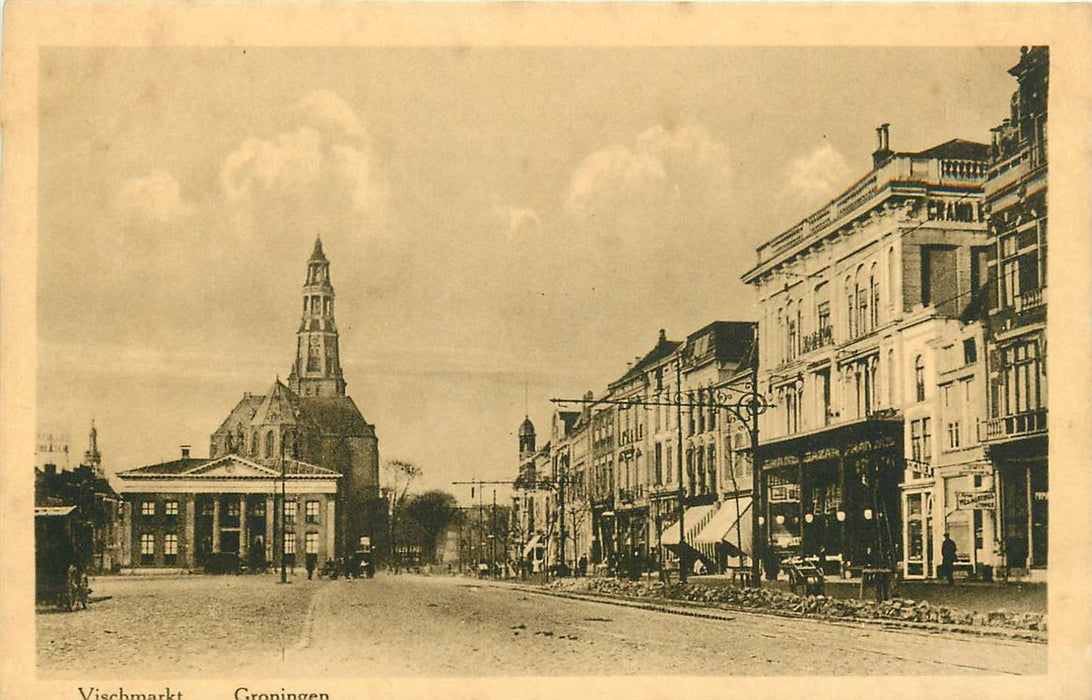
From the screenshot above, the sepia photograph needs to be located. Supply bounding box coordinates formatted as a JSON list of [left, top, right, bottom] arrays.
[[3, 3, 1091, 699]]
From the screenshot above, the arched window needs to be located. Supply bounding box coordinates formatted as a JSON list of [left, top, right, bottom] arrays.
[[845, 276, 855, 339], [869, 263, 880, 329], [887, 246, 897, 309], [264, 430, 275, 459], [251, 432, 259, 456], [855, 265, 868, 336], [914, 355, 926, 402]]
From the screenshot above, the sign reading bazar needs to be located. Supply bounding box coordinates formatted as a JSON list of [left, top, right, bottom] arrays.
[[955, 490, 996, 510]]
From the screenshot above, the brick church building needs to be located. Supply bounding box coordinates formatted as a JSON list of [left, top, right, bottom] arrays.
[[117, 239, 382, 569]]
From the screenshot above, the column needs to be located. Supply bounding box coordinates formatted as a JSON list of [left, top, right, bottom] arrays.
[[265, 496, 275, 565], [326, 498, 336, 560], [239, 495, 248, 557], [184, 495, 197, 568], [212, 496, 221, 553]]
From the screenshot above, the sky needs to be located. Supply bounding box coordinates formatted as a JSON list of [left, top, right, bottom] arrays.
[[37, 46, 1019, 503]]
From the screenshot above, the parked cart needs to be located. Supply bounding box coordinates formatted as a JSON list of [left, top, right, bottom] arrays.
[[35, 506, 93, 611]]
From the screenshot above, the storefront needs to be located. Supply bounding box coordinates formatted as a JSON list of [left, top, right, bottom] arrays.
[[757, 417, 903, 573], [989, 436, 1048, 578]]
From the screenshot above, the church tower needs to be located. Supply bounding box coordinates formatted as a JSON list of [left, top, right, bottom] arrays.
[[288, 237, 347, 397], [83, 419, 103, 477]]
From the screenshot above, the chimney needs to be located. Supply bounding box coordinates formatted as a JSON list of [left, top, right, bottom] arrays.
[[658, 328, 667, 343], [181, 445, 191, 460], [44, 463, 57, 477], [872, 123, 894, 169]]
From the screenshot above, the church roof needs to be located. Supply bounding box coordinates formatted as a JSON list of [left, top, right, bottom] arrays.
[[310, 237, 328, 263], [250, 379, 302, 427], [212, 393, 266, 436], [519, 416, 535, 436], [297, 396, 373, 436]]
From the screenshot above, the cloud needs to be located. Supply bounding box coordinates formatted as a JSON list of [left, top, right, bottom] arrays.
[[783, 142, 852, 209], [562, 124, 733, 240], [490, 197, 542, 237], [296, 90, 369, 140], [115, 170, 192, 223]]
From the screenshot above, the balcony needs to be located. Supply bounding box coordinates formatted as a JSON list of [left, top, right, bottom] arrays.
[[618, 486, 645, 505], [978, 408, 1047, 442], [1013, 287, 1046, 313], [801, 326, 834, 354]]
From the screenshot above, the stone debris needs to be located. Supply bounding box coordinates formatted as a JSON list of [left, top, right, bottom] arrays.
[[546, 578, 1046, 633]]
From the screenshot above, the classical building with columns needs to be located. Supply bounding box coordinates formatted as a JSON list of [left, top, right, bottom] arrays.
[[116, 238, 382, 569]]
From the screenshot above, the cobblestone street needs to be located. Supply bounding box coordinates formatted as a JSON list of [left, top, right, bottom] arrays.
[[37, 574, 320, 679], [38, 573, 1045, 679]]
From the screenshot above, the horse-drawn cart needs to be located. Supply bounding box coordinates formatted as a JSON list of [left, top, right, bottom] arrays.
[[35, 506, 93, 611]]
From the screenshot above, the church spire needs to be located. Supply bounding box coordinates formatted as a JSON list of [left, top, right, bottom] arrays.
[[83, 418, 103, 477], [287, 237, 346, 397]]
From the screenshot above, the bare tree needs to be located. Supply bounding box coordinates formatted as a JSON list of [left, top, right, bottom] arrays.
[[381, 460, 421, 568]]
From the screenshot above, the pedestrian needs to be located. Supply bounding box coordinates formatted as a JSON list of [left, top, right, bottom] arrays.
[[578, 554, 588, 577], [306, 552, 318, 580], [941, 533, 958, 585]]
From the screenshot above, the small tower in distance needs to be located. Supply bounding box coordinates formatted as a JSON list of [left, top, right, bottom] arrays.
[[288, 237, 347, 398], [518, 416, 536, 461], [83, 419, 103, 478]]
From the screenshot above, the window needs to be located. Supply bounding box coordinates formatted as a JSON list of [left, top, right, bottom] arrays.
[[856, 266, 869, 335], [963, 338, 978, 365], [284, 532, 296, 555], [887, 247, 896, 309], [226, 499, 240, 518], [845, 277, 855, 339], [264, 430, 275, 459], [305, 532, 319, 555], [947, 421, 962, 449], [817, 301, 831, 333], [251, 432, 259, 456], [1002, 340, 1043, 415], [306, 500, 320, 524], [666, 446, 673, 483], [140, 533, 155, 564], [164, 533, 178, 564], [914, 356, 926, 402], [654, 443, 663, 485], [165, 500, 179, 517], [910, 418, 933, 464], [252, 499, 266, 517], [284, 500, 297, 525], [141, 501, 156, 517], [707, 444, 717, 494]]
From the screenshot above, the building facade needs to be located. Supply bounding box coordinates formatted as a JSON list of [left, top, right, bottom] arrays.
[[117, 239, 382, 568], [743, 128, 993, 576], [981, 46, 1049, 580]]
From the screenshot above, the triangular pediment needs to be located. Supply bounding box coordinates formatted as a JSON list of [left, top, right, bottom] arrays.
[[182, 456, 281, 478]]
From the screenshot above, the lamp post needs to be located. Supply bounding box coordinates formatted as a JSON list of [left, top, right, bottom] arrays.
[[279, 439, 288, 585], [675, 358, 687, 584]]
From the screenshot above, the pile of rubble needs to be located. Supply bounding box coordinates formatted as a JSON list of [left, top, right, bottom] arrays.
[[546, 577, 1046, 632]]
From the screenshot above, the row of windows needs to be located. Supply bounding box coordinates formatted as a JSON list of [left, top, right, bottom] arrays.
[[138, 531, 322, 560], [141, 498, 324, 524]]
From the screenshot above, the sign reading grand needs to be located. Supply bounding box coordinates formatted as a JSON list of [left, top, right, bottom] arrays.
[[956, 490, 996, 510]]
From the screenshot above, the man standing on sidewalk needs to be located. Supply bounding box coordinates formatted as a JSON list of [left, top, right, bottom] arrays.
[[941, 533, 957, 585]]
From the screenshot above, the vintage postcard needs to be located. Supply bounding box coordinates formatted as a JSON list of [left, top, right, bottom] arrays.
[[2, 3, 1090, 699]]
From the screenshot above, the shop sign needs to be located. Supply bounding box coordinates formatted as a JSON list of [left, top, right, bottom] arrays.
[[769, 484, 800, 503], [960, 463, 993, 477], [802, 447, 840, 464], [956, 490, 996, 510]]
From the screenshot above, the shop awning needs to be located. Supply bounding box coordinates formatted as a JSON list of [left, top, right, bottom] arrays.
[[693, 498, 753, 557], [659, 504, 715, 546], [522, 534, 543, 557]]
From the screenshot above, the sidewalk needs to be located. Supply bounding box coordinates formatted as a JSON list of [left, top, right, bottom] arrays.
[[693, 574, 1046, 615]]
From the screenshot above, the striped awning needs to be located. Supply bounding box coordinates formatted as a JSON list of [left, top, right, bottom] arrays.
[[694, 498, 753, 557], [659, 504, 715, 546]]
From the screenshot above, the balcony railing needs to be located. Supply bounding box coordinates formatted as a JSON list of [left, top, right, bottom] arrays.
[[1013, 287, 1046, 313], [978, 408, 1047, 442], [618, 485, 645, 504], [801, 326, 834, 354]]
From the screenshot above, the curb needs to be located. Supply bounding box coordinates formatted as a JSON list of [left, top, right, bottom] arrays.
[[517, 585, 1047, 645]]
